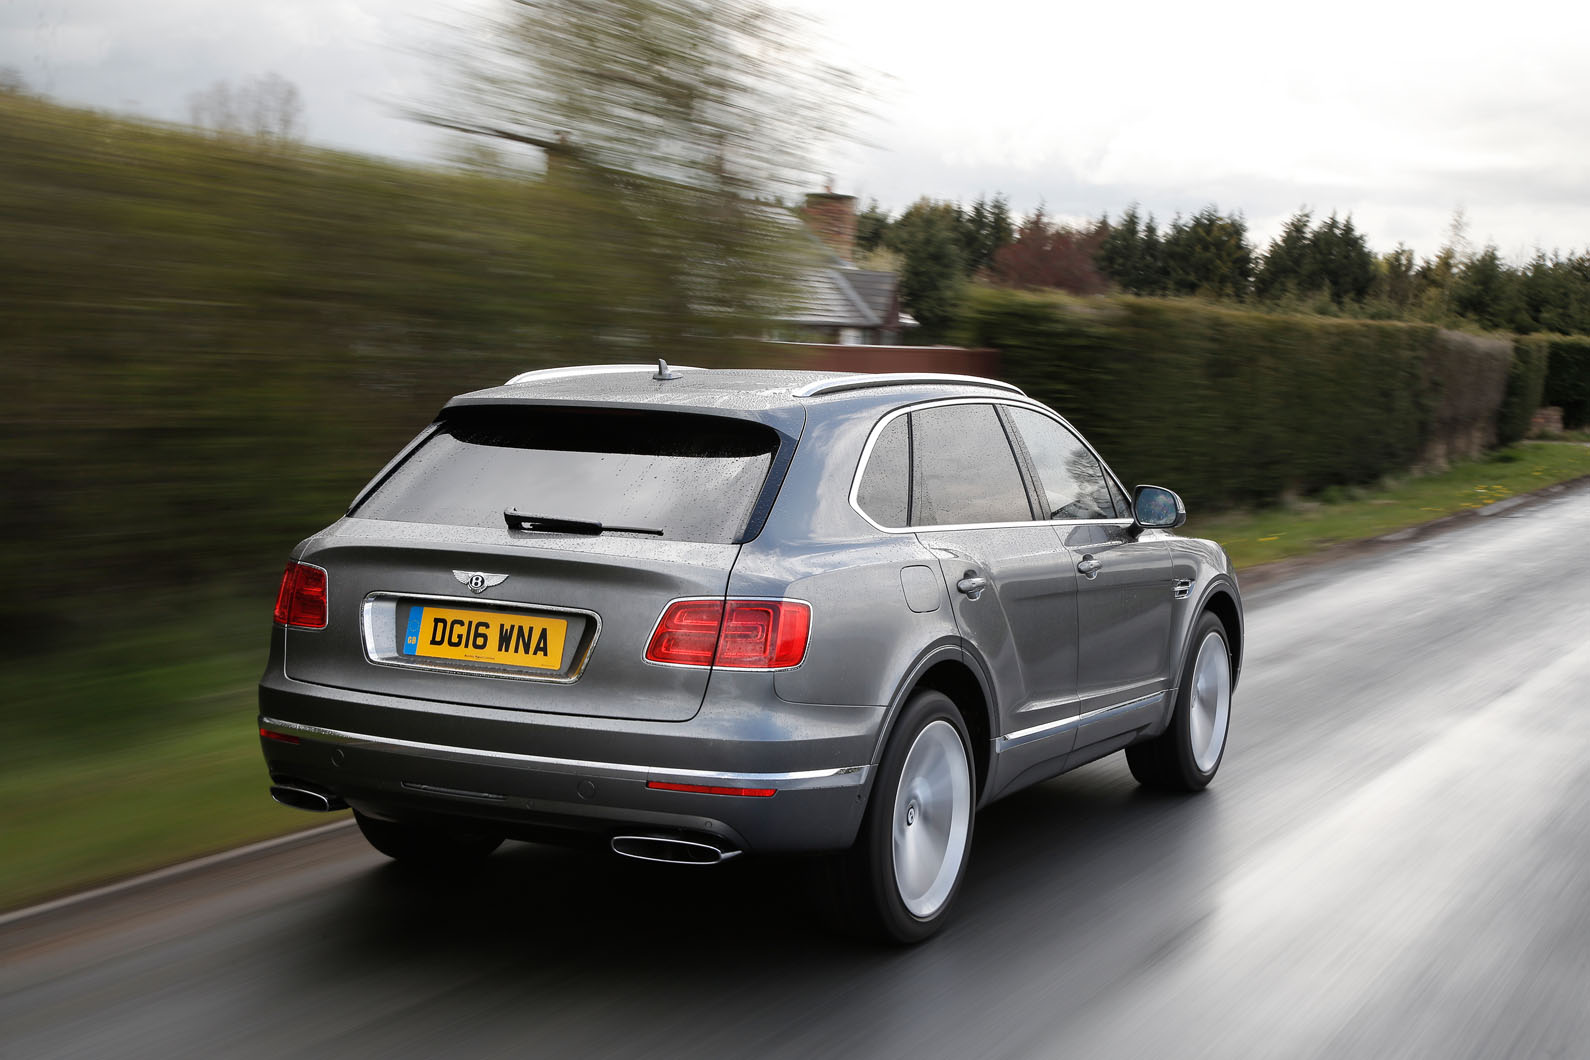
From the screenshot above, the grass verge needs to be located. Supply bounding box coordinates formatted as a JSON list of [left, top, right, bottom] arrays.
[[0, 710, 343, 912], [0, 599, 340, 913], [4, 441, 1589, 912], [1187, 441, 1590, 569]]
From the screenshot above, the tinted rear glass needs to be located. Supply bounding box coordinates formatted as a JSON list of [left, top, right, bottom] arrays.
[[856, 416, 909, 527], [354, 406, 780, 544]]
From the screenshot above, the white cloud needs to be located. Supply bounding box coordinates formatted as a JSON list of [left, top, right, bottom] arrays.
[[800, 0, 1590, 256], [5, 0, 1589, 257], [0, 0, 475, 156]]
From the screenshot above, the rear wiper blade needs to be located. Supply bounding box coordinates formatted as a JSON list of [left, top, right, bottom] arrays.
[[504, 510, 664, 536]]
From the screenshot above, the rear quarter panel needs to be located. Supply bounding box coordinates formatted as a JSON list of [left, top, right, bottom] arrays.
[[725, 397, 960, 712]]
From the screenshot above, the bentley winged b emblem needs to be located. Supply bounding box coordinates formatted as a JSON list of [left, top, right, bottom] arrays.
[[453, 570, 509, 594]]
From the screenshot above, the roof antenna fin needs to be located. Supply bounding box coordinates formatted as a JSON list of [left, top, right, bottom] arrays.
[[653, 358, 681, 381]]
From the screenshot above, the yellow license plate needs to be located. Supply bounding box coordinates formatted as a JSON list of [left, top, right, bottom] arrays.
[[403, 606, 568, 670]]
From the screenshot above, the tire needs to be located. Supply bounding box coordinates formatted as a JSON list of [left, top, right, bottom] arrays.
[[1126, 611, 1233, 792], [839, 689, 976, 943], [354, 810, 503, 867]]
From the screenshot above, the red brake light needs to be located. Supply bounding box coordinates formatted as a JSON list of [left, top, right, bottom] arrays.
[[272, 565, 295, 625], [716, 600, 810, 668], [273, 561, 328, 629], [646, 600, 724, 666], [645, 599, 809, 669]]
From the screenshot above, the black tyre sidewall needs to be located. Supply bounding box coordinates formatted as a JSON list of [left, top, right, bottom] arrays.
[[851, 689, 975, 944]]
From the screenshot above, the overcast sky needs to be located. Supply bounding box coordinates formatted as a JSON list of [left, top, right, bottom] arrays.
[[4, 0, 1587, 259]]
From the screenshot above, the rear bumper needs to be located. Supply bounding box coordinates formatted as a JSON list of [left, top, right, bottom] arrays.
[[258, 674, 878, 854]]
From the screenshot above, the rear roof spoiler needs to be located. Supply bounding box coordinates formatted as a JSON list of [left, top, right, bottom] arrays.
[[505, 363, 705, 385]]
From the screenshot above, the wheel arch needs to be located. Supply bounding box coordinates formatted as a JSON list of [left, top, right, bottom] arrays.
[[871, 642, 995, 800], [1200, 584, 1243, 685]]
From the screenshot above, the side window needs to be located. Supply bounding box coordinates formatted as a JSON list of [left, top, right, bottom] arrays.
[[1007, 407, 1116, 520], [856, 416, 909, 527], [911, 404, 1032, 526]]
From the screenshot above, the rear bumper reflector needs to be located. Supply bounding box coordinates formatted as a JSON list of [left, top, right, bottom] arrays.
[[646, 780, 776, 798]]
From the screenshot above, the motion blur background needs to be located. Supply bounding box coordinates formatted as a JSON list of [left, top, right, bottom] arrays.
[[4, 0, 1590, 911]]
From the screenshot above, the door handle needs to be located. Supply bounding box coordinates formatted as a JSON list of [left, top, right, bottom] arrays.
[[956, 572, 988, 600], [1077, 556, 1102, 579]]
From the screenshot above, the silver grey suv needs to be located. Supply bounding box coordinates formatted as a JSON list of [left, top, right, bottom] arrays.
[[260, 365, 1242, 941]]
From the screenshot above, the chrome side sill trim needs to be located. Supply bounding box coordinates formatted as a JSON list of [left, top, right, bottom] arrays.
[[995, 690, 1167, 751], [259, 717, 869, 789]]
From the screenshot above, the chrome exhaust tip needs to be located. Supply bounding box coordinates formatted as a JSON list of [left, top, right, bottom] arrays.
[[611, 834, 740, 865], [270, 784, 348, 813]]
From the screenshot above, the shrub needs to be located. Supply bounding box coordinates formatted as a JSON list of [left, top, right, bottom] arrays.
[[1422, 329, 1513, 464], [959, 287, 1512, 509], [0, 93, 778, 651], [1497, 338, 1550, 444], [1541, 335, 1590, 428]]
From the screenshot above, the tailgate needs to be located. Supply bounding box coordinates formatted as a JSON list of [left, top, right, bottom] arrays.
[[284, 520, 736, 723]]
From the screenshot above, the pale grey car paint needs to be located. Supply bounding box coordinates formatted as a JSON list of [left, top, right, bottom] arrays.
[[259, 368, 1242, 854]]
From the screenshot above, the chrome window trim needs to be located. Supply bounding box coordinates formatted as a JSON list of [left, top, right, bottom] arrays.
[[792, 373, 1025, 399], [847, 397, 1138, 534], [640, 595, 814, 672], [360, 592, 601, 685], [258, 716, 869, 790], [995, 690, 1168, 751], [505, 363, 704, 385]]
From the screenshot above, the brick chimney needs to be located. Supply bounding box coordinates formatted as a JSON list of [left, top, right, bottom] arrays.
[[801, 191, 858, 263]]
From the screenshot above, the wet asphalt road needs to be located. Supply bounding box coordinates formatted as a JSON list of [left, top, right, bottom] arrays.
[[4, 484, 1589, 1060]]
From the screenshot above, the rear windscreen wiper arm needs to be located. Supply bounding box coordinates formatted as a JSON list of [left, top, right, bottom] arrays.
[[504, 510, 664, 536]]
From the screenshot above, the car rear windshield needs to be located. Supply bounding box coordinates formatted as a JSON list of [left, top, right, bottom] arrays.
[[353, 406, 782, 544]]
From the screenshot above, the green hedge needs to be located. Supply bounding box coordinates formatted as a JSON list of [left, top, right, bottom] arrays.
[[1421, 329, 1515, 464], [959, 288, 1512, 509], [1541, 334, 1590, 428], [0, 95, 776, 652], [0, 100, 543, 648], [1497, 338, 1550, 444]]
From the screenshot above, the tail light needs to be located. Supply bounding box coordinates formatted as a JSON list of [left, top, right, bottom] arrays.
[[273, 561, 328, 629], [644, 599, 722, 667], [646, 599, 810, 669]]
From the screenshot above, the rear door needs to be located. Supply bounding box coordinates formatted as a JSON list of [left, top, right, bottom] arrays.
[[904, 402, 1081, 745], [283, 404, 792, 723]]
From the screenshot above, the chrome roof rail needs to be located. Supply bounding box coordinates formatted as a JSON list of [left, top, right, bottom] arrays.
[[505, 363, 704, 385], [791, 372, 1025, 399]]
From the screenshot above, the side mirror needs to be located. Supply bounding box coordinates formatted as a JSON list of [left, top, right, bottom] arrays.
[[1133, 484, 1186, 530]]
